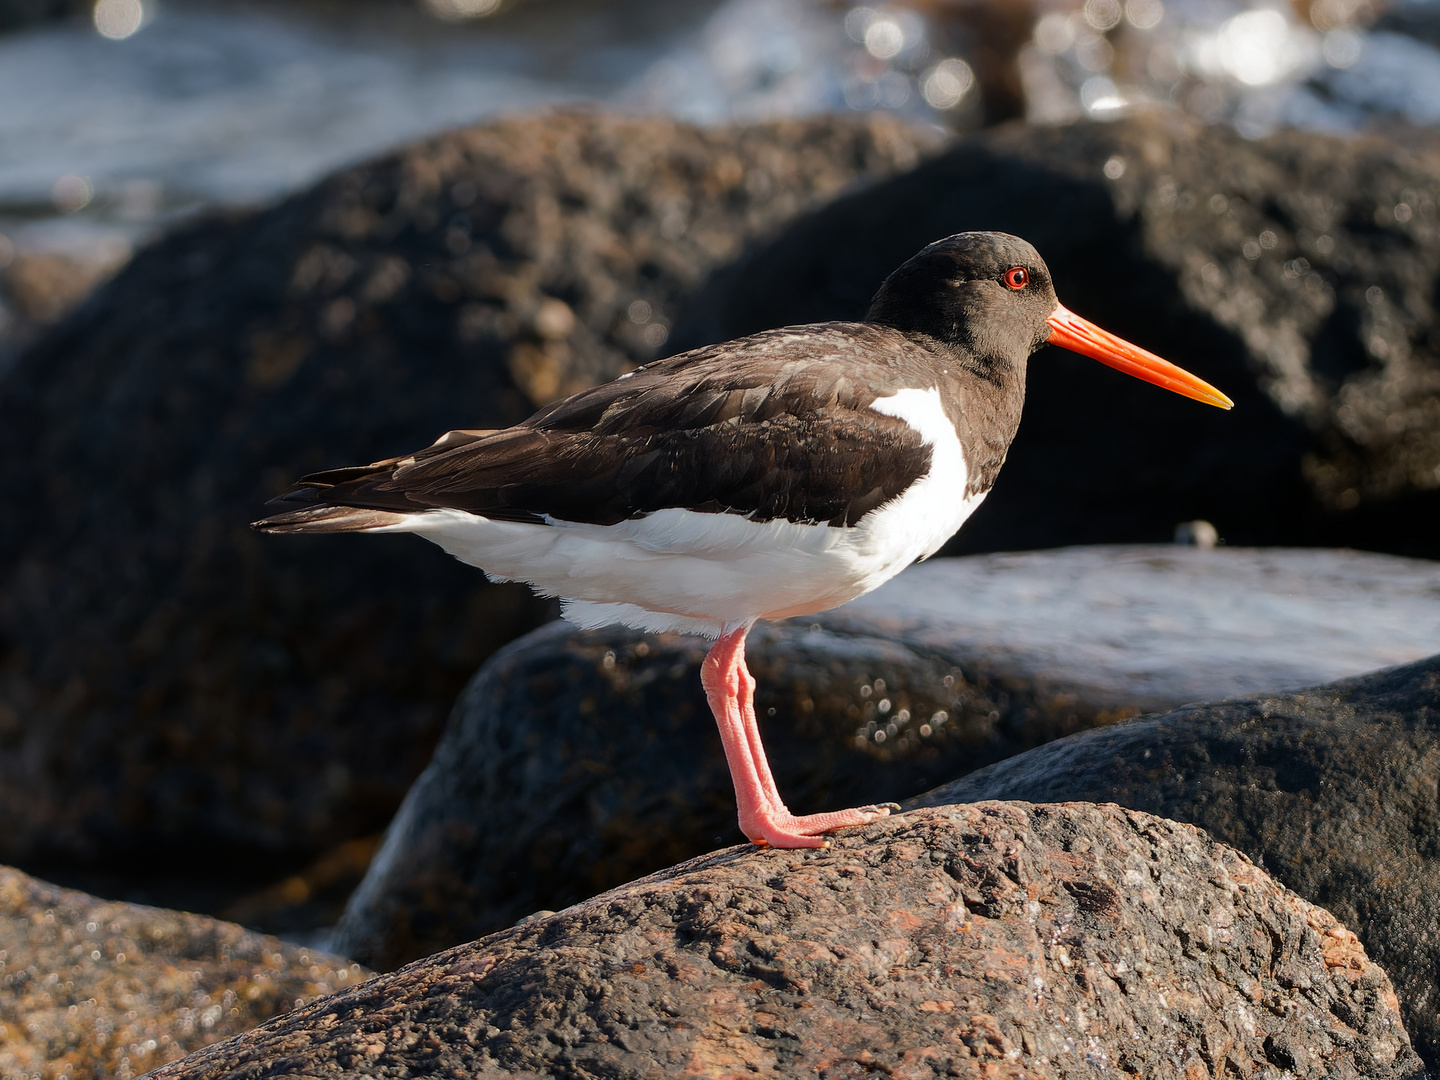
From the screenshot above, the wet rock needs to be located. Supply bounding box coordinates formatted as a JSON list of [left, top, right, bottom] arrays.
[[334, 545, 1440, 969], [148, 804, 1424, 1080], [0, 111, 936, 900], [913, 652, 1440, 1071], [828, 544, 1440, 711], [0, 864, 369, 1080], [671, 111, 1440, 559]]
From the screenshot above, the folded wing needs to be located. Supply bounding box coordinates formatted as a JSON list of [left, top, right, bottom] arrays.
[[255, 325, 936, 534]]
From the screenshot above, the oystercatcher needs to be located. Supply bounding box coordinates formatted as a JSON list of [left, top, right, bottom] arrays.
[[255, 232, 1231, 849]]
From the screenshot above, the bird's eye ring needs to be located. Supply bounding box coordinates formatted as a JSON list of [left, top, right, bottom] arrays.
[[1003, 266, 1029, 290]]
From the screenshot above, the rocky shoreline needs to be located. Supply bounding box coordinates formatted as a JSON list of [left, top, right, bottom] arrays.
[[108, 804, 1438, 1078], [0, 865, 368, 1078], [331, 545, 1440, 972], [3, 106, 1440, 1077]]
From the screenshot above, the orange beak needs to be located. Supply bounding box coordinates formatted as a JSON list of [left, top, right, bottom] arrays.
[[1046, 304, 1233, 410]]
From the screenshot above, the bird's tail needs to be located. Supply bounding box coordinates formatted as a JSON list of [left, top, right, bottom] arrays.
[[253, 427, 503, 534], [252, 504, 410, 534]]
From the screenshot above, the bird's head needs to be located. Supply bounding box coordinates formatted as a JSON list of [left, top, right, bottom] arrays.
[[867, 231, 1232, 409]]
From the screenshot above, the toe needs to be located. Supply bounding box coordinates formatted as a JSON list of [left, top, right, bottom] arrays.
[[756, 828, 828, 850]]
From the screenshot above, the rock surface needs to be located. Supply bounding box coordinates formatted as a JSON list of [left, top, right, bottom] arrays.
[[148, 803, 1424, 1080], [829, 544, 1440, 710], [672, 111, 1440, 559], [334, 545, 1440, 969], [0, 865, 369, 1080], [0, 111, 935, 896], [913, 652, 1440, 1071]]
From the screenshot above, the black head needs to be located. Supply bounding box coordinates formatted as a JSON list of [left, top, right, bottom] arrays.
[[867, 231, 1233, 409], [866, 232, 1058, 366]]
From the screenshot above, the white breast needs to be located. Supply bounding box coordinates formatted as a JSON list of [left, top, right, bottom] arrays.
[[864, 387, 985, 565], [370, 387, 986, 638]]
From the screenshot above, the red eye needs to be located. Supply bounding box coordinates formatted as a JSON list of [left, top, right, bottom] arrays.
[[1004, 266, 1029, 289]]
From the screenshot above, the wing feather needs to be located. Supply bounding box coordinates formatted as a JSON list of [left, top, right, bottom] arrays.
[[257, 324, 940, 531]]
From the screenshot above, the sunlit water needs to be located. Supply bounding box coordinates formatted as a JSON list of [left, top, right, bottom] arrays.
[[3, 0, 1440, 340]]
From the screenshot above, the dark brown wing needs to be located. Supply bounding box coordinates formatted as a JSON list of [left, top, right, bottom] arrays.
[[262, 324, 936, 529]]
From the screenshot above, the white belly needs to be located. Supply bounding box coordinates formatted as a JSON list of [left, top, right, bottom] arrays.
[[374, 387, 983, 637]]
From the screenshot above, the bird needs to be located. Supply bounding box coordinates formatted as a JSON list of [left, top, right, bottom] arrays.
[[254, 231, 1232, 850]]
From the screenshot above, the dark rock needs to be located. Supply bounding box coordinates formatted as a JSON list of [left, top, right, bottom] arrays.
[[148, 804, 1424, 1080], [0, 244, 135, 379], [0, 865, 370, 1080], [333, 545, 1440, 969], [1, 247, 128, 327], [0, 111, 936, 897], [912, 652, 1440, 1072], [0, 0, 80, 32], [215, 835, 384, 939], [671, 111, 1440, 559]]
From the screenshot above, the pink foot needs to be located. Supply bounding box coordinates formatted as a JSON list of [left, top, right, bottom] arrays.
[[702, 625, 902, 851], [742, 802, 902, 850]]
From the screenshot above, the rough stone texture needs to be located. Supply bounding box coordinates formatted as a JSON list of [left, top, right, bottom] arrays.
[[913, 653, 1440, 1072], [147, 804, 1423, 1080], [0, 865, 370, 1080], [671, 111, 1440, 559], [0, 111, 936, 898], [332, 545, 1440, 970]]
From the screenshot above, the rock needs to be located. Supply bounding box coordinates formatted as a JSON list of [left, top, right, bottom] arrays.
[[0, 0, 80, 33], [0, 246, 130, 327], [671, 111, 1440, 559], [215, 835, 384, 939], [0, 240, 135, 373], [334, 545, 1440, 969], [0, 111, 937, 900], [147, 804, 1424, 1080], [0, 865, 369, 1080], [912, 652, 1440, 1071], [828, 544, 1440, 711]]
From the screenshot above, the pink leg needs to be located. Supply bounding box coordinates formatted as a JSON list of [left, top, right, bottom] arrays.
[[701, 624, 898, 849]]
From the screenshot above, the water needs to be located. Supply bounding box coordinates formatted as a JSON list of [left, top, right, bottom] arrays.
[[0, 0, 712, 249], [5, 0, 1440, 352], [0, 0, 864, 354]]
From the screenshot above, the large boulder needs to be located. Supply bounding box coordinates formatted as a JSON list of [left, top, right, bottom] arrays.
[[0, 111, 936, 896], [914, 652, 1440, 1071], [0, 865, 368, 1080], [671, 110, 1440, 558], [333, 545, 1440, 969], [147, 804, 1424, 1080]]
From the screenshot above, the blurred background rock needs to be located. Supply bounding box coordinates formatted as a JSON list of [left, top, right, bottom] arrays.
[[5, 0, 1440, 943]]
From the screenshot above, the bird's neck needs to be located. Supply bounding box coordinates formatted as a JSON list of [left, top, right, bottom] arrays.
[[908, 332, 1028, 499]]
